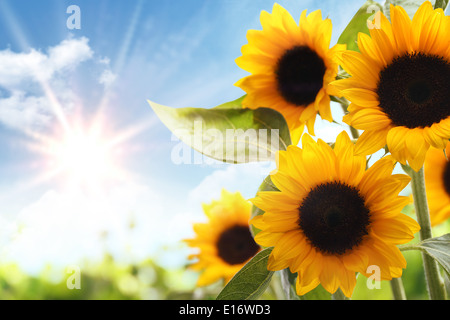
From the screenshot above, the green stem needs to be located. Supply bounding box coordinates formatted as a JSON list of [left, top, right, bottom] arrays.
[[409, 167, 446, 300], [270, 272, 287, 300], [279, 270, 299, 300], [398, 243, 420, 252], [390, 277, 407, 300], [332, 288, 349, 300], [434, 0, 445, 10]]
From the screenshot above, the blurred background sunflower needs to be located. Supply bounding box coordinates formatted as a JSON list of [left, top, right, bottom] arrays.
[[184, 190, 261, 286], [424, 143, 450, 227]]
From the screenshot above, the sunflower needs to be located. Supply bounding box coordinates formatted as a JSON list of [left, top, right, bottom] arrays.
[[235, 3, 345, 145], [250, 131, 420, 297], [184, 189, 261, 286], [424, 142, 450, 226], [329, 1, 450, 172]]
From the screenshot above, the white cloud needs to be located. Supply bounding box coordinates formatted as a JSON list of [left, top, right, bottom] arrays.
[[0, 37, 93, 89], [187, 162, 273, 207], [46, 38, 93, 72], [0, 48, 48, 88], [169, 161, 275, 242], [0, 37, 113, 132], [0, 91, 52, 129], [2, 182, 171, 274], [98, 57, 111, 65], [98, 69, 117, 88]]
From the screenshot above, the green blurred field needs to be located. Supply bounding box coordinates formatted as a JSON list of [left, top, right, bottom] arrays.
[[0, 209, 447, 300]]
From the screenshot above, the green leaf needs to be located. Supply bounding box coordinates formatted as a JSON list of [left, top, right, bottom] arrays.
[[444, 271, 450, 298], [415, 233, 450, 276], [216, 247, 274, 300], [213, 95, 246, 109], [337, 0, 383, 52], [149, 99, 291, 164]]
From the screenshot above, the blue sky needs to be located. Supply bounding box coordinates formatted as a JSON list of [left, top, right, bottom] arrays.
[[0, 0, 372, 273]]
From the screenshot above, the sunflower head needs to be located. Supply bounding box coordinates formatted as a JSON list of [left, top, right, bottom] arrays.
[[250, 131, 420, 297], [184, 189, 260, 286], [235, 3, 346, 145], [425, 142, 450, 226], [330, 1, 450, 172]]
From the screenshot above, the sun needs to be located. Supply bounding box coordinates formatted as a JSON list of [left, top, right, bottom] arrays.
[[50, 126, 116, 187], [26, 115, 134, 192]]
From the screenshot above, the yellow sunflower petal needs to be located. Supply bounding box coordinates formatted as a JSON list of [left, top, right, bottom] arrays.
[[296, 270, 320, 296], [268, 251, 290, 271], [186, 190, 260, 286], [390, 4, 412, 54], [254, 229, 283, 247], [371, 214, 420, 244], [342, 249, 369, 273], [272, 230, 305, 261], [349, 107, 392, 130], [251, 190, 299, 213], [335, 262, 357, 298], [335, 1, 450, 166], [371, 234, 407, 269], [354, 128, 389, 156], [358, 156, 396, 195], [319, 255, 342, 294], [357, 32, 386, 68], [424, 142, 450, 226], [334, 131, 366, 186], [251, 133, 415, 297], [386, 127, 409, 164], [256, 211, 299, 233], [338, 51, 379, 83], [340, 88, 379, 108], [235, 4, 340, 143], [423, 126, 448, 150]]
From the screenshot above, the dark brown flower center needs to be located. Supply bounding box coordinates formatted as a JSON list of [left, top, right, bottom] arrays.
[[376, 52, 450, 128], [275, 45, 326, 106], [442, 161, 450, 196], [216, 225, 260, 265], [298, 182, 371, 255]]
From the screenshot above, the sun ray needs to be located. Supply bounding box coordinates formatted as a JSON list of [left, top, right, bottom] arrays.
[[0, 1, 156, 198], [0, 1, 29, 50], [0, 0, 72, 135], [113, 0, 144, 75]]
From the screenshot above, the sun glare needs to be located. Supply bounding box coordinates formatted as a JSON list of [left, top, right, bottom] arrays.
[[24, 115, 136, 193], [52, 127, 114, 186]]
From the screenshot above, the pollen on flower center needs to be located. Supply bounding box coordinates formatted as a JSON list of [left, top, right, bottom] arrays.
[[216, 225, 260, 265], [298, 182, 371, 255], [376, 52, 450, 129], [275, 45, 326, 106]]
